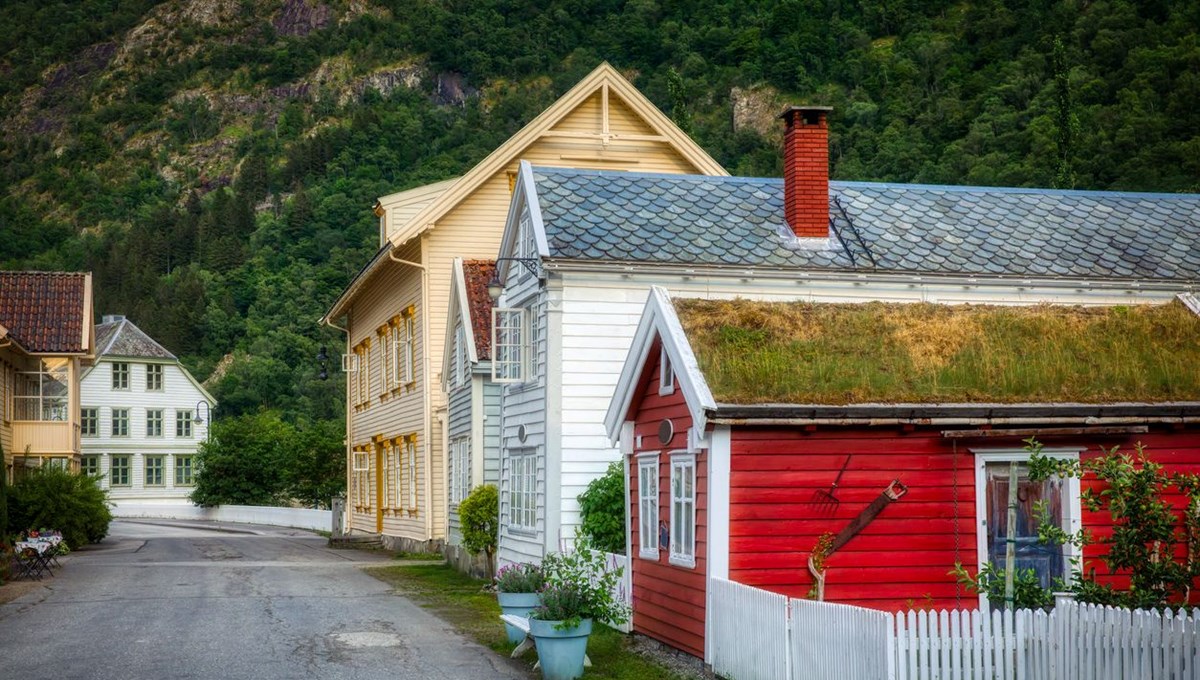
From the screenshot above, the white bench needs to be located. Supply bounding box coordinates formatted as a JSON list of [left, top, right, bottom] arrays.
[[499, 614, 592, 668]]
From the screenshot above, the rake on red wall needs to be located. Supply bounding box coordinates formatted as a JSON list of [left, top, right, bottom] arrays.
[[807, 479, 909, 601], [811, 455, 851, 514]]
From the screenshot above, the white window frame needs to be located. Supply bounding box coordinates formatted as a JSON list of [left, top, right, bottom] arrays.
[[352, 450, 369, 507], [491, 308, 526, 383], [112, 362, 129, 390], [638, 454, 660, 559], [146, 364, 163, 391], [15, 358, 69, 421], [146, 409, 163, 438], [507, 448, 537, 532], [453, 323, 469, 390], [669, 452, 697, 568], [403, 316, 415, 384], [973, 448, 1083, 605], [381, 444, 392, 508], [361, 344, 371, 405], [406, 436, 417, 510], [112, 408, 129, 437], [659, 346, 675, 395]]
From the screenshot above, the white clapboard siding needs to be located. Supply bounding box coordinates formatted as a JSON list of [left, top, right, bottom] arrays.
[[708, 577, 790, 680]]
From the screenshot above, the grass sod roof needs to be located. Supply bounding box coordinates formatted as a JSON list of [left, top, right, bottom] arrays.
[[673, 298, 1200, 406]]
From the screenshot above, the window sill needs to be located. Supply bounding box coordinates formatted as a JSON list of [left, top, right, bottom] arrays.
[[638, 549, 659, 561], [507, 526, 538, 538], [668, 555, 696, 569]]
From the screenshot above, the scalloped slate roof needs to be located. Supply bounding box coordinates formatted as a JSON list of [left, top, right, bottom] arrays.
[[531, 167, 1200, 281], [95, 316, 176, 360], [0, 271, 90, 353]]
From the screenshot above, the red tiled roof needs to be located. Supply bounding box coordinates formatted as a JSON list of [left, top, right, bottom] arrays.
[[0, 271, 90, 353], [462, 260, 497, 360]]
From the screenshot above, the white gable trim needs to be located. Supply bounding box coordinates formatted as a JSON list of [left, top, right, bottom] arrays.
[[441, 258, 479, 392], [495, 161, 547, 284], [604, 286, 716, 441]]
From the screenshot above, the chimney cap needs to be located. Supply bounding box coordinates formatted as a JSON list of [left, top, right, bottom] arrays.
[[101, 314, 126, 324], [779, 105, 833, 120]]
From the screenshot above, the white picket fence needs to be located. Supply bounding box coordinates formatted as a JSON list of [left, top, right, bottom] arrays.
[[600, 551, 633, 633], [707, 578, 1200, 680]]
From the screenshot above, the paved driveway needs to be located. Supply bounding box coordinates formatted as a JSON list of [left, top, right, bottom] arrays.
[[1, 520, 527, 680]]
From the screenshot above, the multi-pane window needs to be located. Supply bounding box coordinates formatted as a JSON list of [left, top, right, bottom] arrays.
[[659, 347, 675, 394], [670, 454, 696, 567], [146, 364, 163, 391], [449, 438, 471, 504], [638, 455, 660, 558], [492, 308, 526, 383], [14, 358, 69, 421], [81, 407, 98, 437], [175, 455, 195, 486], [81, 455, 100, 477], [406, 436, 417, 510], [977, 452, 1081, 594], [112, 362, 129, 390], [110, 455, 131, 486], [145, 455, 164, 486], [112, 408, 130, 437], [353, 450, 369, 507], [146, 409, 163, 437], [394, 315, 415, 385], [44, 457, 70, 471], [381, 444, 392, 509], [176, 410, 193, 437], [452, 323, 470, 389], [381, 326, 394, 392], [508, 449, 537, 530]]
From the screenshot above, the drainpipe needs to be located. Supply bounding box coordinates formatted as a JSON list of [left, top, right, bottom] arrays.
[[388, 244, 433, 543]]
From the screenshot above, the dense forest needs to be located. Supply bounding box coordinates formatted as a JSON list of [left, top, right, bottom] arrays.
[[1, 0, 1197, 498]]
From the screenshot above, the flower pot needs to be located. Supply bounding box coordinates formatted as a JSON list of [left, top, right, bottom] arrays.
[[529, 617, 592, 680], [497, 591, 542, 643]]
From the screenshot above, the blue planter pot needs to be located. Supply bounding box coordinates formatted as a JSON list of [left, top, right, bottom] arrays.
[[530, 617, 592, 680], [497, 592, 542, 643]]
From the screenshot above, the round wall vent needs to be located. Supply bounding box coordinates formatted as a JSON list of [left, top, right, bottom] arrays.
[[517, 424, 528, 443], [658, 419, 674, 445]]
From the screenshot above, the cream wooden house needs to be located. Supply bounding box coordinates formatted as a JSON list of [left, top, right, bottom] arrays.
[[321, 62, 727, 553], [80, 315, 215, 509], [0, 271, 95, 477]]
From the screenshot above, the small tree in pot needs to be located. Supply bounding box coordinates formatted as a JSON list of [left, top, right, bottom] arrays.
[[528, 544, 629, 680]]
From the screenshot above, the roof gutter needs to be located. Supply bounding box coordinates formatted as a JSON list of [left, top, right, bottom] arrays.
[[708, 415, 1200, 427]]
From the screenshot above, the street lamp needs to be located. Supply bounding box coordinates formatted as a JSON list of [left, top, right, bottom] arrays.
[[195, 400, 212, 442], [487, 258, 545, 300], [317, 346, 329, 381]]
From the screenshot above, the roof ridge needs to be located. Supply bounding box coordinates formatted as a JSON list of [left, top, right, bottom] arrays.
[[531, 165, 778, 184]]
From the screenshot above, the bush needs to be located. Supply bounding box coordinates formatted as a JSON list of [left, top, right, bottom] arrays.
[[577, 461, 625, 554], [459, 484, 498, 576], [534, 544, 629, 629], [6, 467, 112, 548]]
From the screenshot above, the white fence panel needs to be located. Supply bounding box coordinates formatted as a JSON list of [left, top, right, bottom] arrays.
[[709, 577, 790, 680], [600, 551, 632, 633], [790, 597, 890, 680]]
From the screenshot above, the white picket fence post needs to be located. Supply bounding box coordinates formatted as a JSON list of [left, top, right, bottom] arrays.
[[708, 577, 790, 680]]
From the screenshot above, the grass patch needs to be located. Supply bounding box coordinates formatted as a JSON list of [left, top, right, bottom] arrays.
[[366, 564, 693, 679], [676, 298, 1200, 404]]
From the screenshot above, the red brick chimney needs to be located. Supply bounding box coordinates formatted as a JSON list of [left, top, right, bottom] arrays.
[[780, 106, 833, 238]]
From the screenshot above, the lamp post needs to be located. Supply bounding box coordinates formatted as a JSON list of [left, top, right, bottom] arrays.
[[317, 346, 329, 381], [195, 400, 212, 442], [487, 258, 544, 301]]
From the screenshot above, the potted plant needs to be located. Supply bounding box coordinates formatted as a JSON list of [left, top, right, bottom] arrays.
[[528, 546, 629, 680], [496, 562, 545, 643]]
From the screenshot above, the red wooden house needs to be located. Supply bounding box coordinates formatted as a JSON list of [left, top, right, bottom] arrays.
[[605, 287, 1200, 663]]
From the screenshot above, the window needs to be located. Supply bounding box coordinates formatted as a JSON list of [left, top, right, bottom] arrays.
[[397, 315, 415, 385], [508, 449, 537, 530], [175, 455, 195, 486], [146, 364, 163, 391], [81, 455, 100, 477], [975, 450, 1082, 594], [670, 454, 696, 567], [112, 362, 129, 390], [176, 410, 193, 438], [111, 455, 131, 486], [381, 444, 392, 509], [14, 358, 69, 421], [360, 342, 371, 405], [44, 457, 70, 471], [450, 438, 471, 504], [452, 323, 469, 390], [146, 409, 163, 437], [381, 326, 394, 392], [352, 450, 370, 508], [81, 408, 98, 437], [492, 308, 526, 383], [659, 347, 675, 395], [406, 435, 417, 510], [112, 408, 129, 437], [638, 455, 660, 558], [145, 455, 164, 486]]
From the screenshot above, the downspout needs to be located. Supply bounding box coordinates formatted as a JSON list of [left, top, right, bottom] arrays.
[[323, 315, 351, 533], [388, 244, 433, 542]]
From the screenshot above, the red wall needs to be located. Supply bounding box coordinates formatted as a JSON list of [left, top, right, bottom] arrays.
[[627, 341, 707, 659], [728, 427, 1200, 612]]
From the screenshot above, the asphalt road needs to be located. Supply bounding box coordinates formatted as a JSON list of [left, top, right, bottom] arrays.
[[1, 519, 527, 680]]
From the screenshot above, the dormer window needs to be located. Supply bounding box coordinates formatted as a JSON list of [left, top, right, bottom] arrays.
[[659, 347, 675, 395]]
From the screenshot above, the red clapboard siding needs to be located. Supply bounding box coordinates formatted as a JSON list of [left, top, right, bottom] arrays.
[[626, 343, 707, 659], [726, 426, 1200, 612]]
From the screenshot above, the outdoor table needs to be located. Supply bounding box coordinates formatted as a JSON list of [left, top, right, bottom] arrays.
[[13, 540, 54, 580]]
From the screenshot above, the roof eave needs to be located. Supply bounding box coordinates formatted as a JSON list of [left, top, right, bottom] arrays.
[[709, 402, 1200, 424]]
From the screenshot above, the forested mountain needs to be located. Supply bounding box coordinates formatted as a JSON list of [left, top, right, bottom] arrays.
[[2, 0, 1197, 435]]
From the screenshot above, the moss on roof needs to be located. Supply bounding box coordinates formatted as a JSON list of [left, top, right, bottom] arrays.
[[673, 298, 1200, 405]]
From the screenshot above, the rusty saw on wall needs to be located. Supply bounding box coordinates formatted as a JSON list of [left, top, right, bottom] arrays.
[[807, 479, 908, 601]]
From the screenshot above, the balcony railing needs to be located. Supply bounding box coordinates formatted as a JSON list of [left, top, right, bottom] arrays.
[[12, 420, 76, 455]]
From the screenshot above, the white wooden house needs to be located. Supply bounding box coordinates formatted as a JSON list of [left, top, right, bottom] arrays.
[[81, 315, 215, 509], [441, 258, 503, 574]]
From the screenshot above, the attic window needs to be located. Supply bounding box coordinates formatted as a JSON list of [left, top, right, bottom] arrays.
[[659, 347, 675, 396]]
